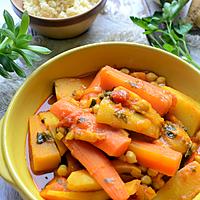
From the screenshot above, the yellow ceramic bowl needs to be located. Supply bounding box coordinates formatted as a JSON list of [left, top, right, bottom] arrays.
[[1, 42, 200, 200], [11, 0, 107, 39]]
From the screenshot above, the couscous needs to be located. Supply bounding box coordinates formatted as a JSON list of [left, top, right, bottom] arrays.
[[23, 0, 100, 18]]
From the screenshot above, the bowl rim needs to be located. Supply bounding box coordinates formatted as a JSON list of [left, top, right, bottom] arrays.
[[10, 0, 107, 26], [2, 42, 200, 199]]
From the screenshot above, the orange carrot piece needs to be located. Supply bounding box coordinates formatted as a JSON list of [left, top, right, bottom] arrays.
[[81, 70, 102, 100], [99, 66, 175, 115], [93, 124, 131, 157], [64, 140, 129, 200], [129, 140, 182, 176], [50, 98, 82, 121], [51, 99, 131, 156]]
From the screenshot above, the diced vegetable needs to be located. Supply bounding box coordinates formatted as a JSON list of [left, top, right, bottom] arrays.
[[39, 112, 67, 156], [98, 66, 175, 115], [51, 99, 131, 156], [49, 127, 67, 156], [41, 179, 140, 200], [128, 140, 182, 176], [163, 86, 200, 136], [64, 140, 129, 200], [29, 115, 61, 173], [39, 112, 59, 128], [154, 161, 200, 200], [67, 170, 102, 192], [96, 87, 163, 138], [55, 78, 92, 100]]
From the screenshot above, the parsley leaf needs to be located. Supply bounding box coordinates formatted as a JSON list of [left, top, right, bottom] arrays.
[[130, 0, 200, 70]]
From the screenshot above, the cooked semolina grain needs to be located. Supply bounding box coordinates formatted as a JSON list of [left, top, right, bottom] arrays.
[[23, 0, 100, 18]]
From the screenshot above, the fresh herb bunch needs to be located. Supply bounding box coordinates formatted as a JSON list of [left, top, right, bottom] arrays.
[[0, 10, 51, 78], [130, 0, 200, 69]]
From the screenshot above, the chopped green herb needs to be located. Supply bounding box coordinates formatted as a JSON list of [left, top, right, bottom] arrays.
[[163, 123, 177, 139], [114, 110, 128, 123], [104, 91, 112, 97], [36, 132, 54, 144], [89, 99, 96, 108]]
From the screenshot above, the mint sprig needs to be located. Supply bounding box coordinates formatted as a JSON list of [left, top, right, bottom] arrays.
[[130, 0, 200, 70], [0, 10, 51, 78]]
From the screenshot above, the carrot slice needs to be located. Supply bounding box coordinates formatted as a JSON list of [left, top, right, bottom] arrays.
[[50, 98, 82, 121], [128, 140, 182, 176], [51, 99, 131, 156], [64, 140, 129, 200], [98, 66, 175, 115]]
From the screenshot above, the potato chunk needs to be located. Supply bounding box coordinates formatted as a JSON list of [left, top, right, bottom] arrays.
[[154, 161, 200, 200], [96, 87, 163, 139], [55, 78, 92, 100], [67, 170, 102, 192], [29, 115, 61, 173], [164, 86, 200, 136]]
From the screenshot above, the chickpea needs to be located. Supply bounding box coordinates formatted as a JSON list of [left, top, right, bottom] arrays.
[[57, 165, 68, 176], [191, 143, 198, 152], [93, 104, 100, 114], [195, 155, 200, 164], [56, 132, 64, 140], [141, 175, 152, 185], [80, 99, 89, 108], [150, 81, 158, 86], [72, 89, 84, 100], [156, 77, 166, 84], [147, 168, 158, 177], [120, 68, 130, 74], [146, 72, 158, 82], [125, 151, 137, 164], [152, 178, 165, 190], [130, 166, 142, 178], [152, 174, 165, 190], [139, 165, 147, 173]]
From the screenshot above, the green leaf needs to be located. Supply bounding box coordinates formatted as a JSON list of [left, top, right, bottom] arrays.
[[162, 0, 190, 21], [22, 49, 41, 61], [0, 55, 14, 72], [26, 45, 52, 54], [130, 17, 149, 30], [13, 48, 33, 66], [15, 34, 32, 48], [3, 10, 15, 32], [163, 43, 175, 52], [14, 23, 20, 37], [0, 65, 11, 78], [10, 61, 26, 78], [174, 23, 192, 36], [6, 51, 19, 60], [0, 28, 15, 40], [18, 11, 30, 35]]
